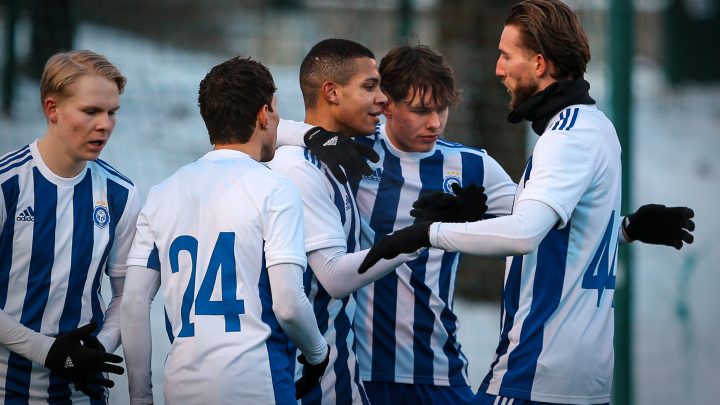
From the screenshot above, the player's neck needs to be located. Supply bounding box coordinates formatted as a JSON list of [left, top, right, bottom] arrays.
[[304, 108, 345, 134], [214, 141, 261, 161], [37, 133, 87, 178]]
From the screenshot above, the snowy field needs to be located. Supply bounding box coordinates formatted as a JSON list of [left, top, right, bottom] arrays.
[[1, 22, 718, 404]]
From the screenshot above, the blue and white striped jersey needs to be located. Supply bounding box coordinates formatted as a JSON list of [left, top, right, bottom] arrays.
[[268, 145, 369, 405], [0, 140, 139, 403], [353, 125, 517, 387], [127, 149, 308, 405], [480, 104, 621, 404]]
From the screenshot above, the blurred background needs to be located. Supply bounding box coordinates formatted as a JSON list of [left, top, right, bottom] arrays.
[[1, 0, 718, 403]]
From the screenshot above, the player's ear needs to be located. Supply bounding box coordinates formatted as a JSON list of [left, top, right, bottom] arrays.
[[534, 53, 552, 78], [321, 81, 340, 105], [44, 97, 59, 123], [257, 104, 270, 130]]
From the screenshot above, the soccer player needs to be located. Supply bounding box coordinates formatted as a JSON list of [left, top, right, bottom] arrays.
[[279, 44, 518, 404], [0, 50, 136, 403], [359, 1, 695, 404], [120, 56, 329, 405], [268, 38, 436, 405]]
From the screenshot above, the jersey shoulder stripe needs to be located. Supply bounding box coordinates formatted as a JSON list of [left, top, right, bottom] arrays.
[[0, 146, 33, 177], [302, 148, 322, 169], [94, 158, 134, 186], [549, 107, 581, 132], [0, 145, 31, 167], [436, 138, 487, 155]]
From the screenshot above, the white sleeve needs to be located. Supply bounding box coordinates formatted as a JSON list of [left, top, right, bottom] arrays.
[[481, 153, 518, 217], [120, 265, 160, 405], [107, 186, 141, 277], [0, 309, 54, 366], [307, 246, 421, 299], [430, 199, 560, 256], [96, 275, 124, 352], [277, 119, 313, 148], [126, 200, 159, 269], [278, 159, 347, 252], [516, 131, 595, 227], [268, 263, 328, 365], [263, 178, 308, 268]]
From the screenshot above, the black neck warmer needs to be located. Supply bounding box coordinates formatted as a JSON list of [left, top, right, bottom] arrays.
[[507, 78, 596, 135]]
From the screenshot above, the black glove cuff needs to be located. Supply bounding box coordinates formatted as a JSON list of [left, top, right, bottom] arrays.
[[303, 127, 323, 146], [621, 216, 635, 242]]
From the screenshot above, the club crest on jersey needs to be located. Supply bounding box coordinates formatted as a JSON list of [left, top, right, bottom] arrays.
[[93, 202, 110, 229], [443, 175, 461, 193]]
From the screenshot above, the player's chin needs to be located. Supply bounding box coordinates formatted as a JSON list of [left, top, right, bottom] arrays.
[[413, 141, 436, 153]]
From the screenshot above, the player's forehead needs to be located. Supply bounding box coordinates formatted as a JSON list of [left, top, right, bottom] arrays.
[[402, 86, 446, 109], [345, 57, 380, 85]]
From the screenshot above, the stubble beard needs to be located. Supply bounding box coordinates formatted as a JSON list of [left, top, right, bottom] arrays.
[[508, 79, 540, 111]]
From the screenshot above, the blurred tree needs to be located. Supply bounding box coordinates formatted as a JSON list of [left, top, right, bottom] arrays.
[[29, 0, 76, 78], [439, 0, 526, 301], [665, 0, 720, 83], [2, 0, 19, 115]]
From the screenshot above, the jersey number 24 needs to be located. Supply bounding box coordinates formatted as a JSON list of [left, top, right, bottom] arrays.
[[169, 232, 245, 337]]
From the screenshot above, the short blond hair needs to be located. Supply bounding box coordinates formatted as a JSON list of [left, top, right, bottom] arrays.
[[40, 50, 126, 105]]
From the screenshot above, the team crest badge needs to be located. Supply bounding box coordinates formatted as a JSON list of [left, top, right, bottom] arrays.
[[442, 175, 461, 193], [93, 202, 110, 229]]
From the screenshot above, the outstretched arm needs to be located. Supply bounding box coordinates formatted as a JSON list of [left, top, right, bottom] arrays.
[[358, 199, 559, 272], [308, 246, 421, 299]]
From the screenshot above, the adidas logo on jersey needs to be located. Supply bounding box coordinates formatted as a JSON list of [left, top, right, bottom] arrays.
[[16, 206, 35, 222], [362, 168, 382, 183], [64, 356, 74, 369]]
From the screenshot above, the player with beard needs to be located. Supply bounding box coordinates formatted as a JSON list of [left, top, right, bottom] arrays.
[[358, 1, 695, 404]]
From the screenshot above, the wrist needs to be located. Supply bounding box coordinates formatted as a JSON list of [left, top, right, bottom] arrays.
[[621, 216, 635, 242]]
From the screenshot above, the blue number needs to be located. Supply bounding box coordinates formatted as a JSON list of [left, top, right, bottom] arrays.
[[582, 212, 618, 306], [168, 233, 245, 337]]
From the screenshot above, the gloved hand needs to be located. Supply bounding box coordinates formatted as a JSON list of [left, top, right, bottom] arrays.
[[622, 204, 695, 249], [304, 127, 380, 184], [358, 221, 432, 273], [44, 322, 124, 390], [410, 183, 488, 223], [74, 334, 108, 400], [295, 345, 330, 399]]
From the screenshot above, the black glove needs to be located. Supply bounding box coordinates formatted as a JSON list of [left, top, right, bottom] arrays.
[[623, 204, 695, 249], [358, 221, 432, 274], [295, 345, 330, 399], [410, 183, 488, 223], [44, 322, 124, 390], [304, 127, 380, 184], [73, 334, 108, 400]]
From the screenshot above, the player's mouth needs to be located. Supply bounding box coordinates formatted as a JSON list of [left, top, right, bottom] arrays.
[[369, 111, 382, 123], [419, 134, 439, 143], [87, 139, 107, 151]]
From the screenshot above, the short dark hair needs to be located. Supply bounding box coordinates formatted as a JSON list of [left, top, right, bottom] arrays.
[[506, 0, 591, 80], [299, 38, 375, 108], [198, 56, 276, 145], [379, 44, 461, 107]]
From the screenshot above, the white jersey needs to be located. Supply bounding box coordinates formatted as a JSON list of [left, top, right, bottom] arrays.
[[353, 125, 517, 386], [267, 146, 369, 405], [480, 105, 622, 404], [126, 149, 307, 405], [0, 140, 139, 403]]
